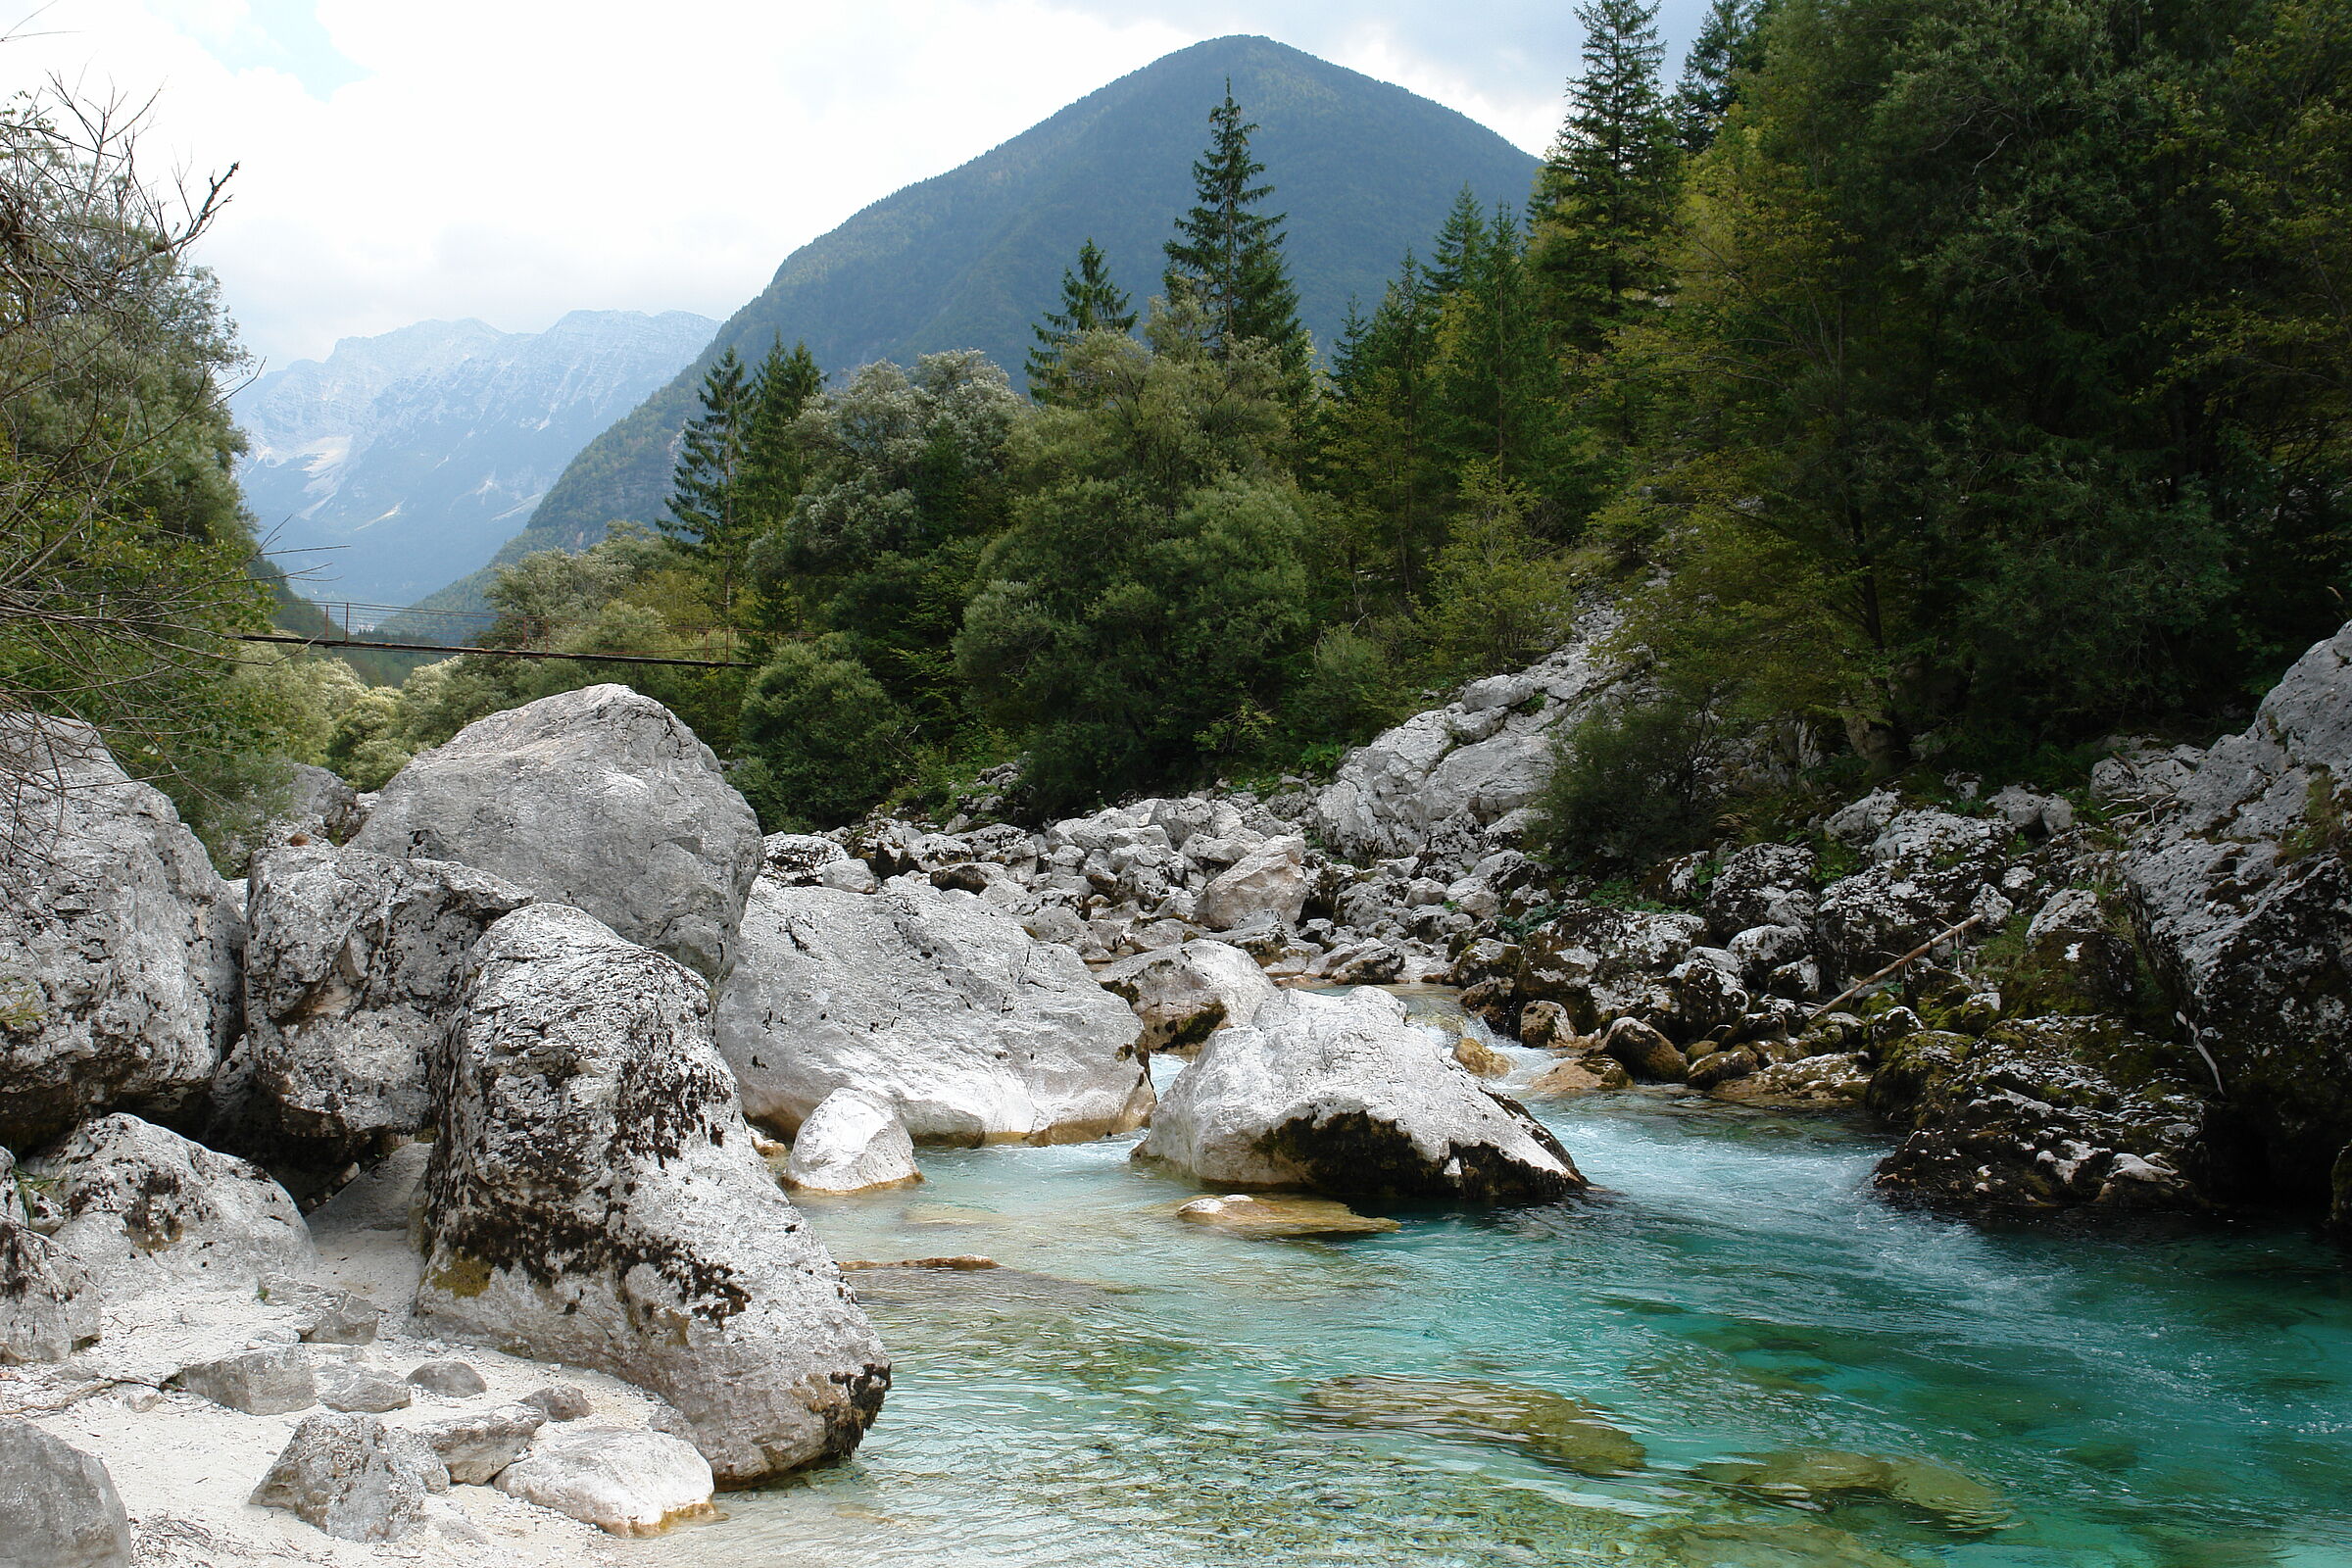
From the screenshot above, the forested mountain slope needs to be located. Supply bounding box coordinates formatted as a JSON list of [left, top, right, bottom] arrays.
[[493, 34, 1538, 576]]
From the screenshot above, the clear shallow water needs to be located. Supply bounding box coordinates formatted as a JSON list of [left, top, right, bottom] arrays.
[[637, 996, 2352, 1568]]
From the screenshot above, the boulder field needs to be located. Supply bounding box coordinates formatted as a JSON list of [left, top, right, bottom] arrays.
[[1, 614, 2349, 1557]]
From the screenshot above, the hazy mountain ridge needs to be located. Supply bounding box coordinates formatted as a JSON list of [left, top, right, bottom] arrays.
[[484, 35, 1541, 586], [234, 309, 715, 611]]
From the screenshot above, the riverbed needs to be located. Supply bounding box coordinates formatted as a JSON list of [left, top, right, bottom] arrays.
[[636, 994, 2352, 1568]]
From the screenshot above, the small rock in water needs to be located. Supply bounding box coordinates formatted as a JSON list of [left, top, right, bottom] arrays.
[[1174, 1195, 1401, 1239], [1304, 1375, 1645, 1476], [1451, 1033, 1510, 1079], [521, 1385, 594, 1422], [783, 1088, 922, 1194], [0, 1418, 134, 1567], [407, 1359, 488, 1397], [1524, 1055, 1632, 1097], [173, 1345, 317, 1414], [316, 1361, 413, 1413], [493, 1425, 717, 1536], [837, 1255, 1000, 1271]]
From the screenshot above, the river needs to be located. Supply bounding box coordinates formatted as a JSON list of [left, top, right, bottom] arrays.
[[635, 991, 2352, 1567]]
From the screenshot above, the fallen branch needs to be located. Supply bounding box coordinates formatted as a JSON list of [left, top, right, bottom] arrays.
[[1809, 912, 1988, 1020]]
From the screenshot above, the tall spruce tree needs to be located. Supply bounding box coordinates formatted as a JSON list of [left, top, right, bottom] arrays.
[[739, 335, 824, 525], [1673, 0, 1771, 153], [1163, 85, 1310, 392], [1026, 238, 1137, 400], [667, 347, 751, 562], [1528, 0, 1682, 354]]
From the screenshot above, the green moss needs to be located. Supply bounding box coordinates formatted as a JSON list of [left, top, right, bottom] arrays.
[[427, 1250, 496, 1299]]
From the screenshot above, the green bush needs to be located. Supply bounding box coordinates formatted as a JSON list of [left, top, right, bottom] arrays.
[[735, 637, 911, 830], [1529, 695, 1724, 872]]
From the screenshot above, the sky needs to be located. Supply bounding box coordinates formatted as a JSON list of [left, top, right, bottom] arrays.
[[7, 1, 1716, 371]]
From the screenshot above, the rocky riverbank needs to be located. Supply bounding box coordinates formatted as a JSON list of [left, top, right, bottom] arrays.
[[3, 614, 2347, 1562]]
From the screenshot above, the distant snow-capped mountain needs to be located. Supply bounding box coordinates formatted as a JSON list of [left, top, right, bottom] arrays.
[[232, 309, 715, 612]]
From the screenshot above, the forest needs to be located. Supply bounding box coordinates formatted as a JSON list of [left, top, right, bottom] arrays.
[[10, 0, 2350, 871]]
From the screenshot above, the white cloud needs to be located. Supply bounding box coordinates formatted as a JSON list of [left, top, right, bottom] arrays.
[[7, 0, 1713, 368]]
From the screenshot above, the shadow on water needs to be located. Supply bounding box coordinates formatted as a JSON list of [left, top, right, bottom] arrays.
[[630, 1074, 2352, 1568]]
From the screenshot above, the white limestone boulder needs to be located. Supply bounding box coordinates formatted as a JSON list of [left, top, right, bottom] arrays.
[[493, 1424, 716, 1536], [415, 904, 889, 1486], [24, 1113, 311, 1299], [0, 1148, 98, 1364], [237, 844, 532, 1157], [349, 685, 760, 981], [1193, 835, 1310, 932], [713, 876, 1151, 1145], [0, 718, 241, 1148], [784, 1090, 921, 1194], [249, 1411, 448, 1544], [2124, 621, 2352, 1216], [1311, 605, 1628, 861], [0, 1419, 132, 1567], [1097, 939, 1280, 1054], [1136, 988, 1585, 1203]]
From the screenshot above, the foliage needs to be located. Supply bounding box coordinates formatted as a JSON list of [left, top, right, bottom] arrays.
[[1529, 694, 1727, 873], [956, 318, 1313, 811], [1027, 239, 1137, 401], [1163, 86, 1311, 397], [734, 635, 912, 830]]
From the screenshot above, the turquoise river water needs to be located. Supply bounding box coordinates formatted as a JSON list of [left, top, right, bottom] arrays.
[[635, 992, 2352, 1568]]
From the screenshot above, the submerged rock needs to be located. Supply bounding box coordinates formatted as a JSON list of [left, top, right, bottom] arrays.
[[1304, 1374, 1645, 1475], [236, 845, 532, 1159], [492, 1424, 717, 1536], [350, 684, 760, 982], [0, 718, 241, 1149], [784, 1089, 921, 1194], [714, 876, 1150, 1145], [1698, 1447, 2008, 1529], [25, 1113, 311, 1299], [1524, 1054, 1633, 1096], [1135, 988, 1584, 1203], [416, 904, 889, 1486], [1173, 1194, 1401, 1238], [0, 1418, 134, 1568]]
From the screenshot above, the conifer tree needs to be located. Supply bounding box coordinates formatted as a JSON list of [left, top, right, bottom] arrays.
[[1163, 85, 1310, 391], [1674, 0, 1771, 153], [1026, 238, 1136, 400], [667, 347, 751, 560], [740, 335, 823, 524], [1528, 0, 1682, 354]]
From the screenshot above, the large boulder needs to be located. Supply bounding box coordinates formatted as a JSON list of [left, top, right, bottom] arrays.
[[0, 1419, 132, 1567], [1097, 940, 1280, 1054], [1193, 835, 1310, 931], [1136, 988, 1585, 1203], [349, 685, 760, 981], [713, 876, 1150, 1145], [1312, 608, 1629, 862], [24, 1113, 310, 1299], [235, 845, 532, 1159], [1512, 905, 1706, 1037], [0, 718, 241, 1148], [2124, 622, 2352, 1210], [0, 1149, 98, 1364], [415, 904, 889, 1486], [1869, 1020, 2213, 1210], [1815, 808, 2009, 985]]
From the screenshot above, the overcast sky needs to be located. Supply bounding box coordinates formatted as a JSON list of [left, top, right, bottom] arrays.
[[10, 1, 1715, 369]]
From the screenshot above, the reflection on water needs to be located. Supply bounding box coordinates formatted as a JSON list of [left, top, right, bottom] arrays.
[[635, 993, 2352, 1567]]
